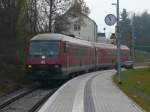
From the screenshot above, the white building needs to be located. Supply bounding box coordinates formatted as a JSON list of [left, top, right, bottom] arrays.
[[97, 33, 107, 43], [67, 14, 98, 42]]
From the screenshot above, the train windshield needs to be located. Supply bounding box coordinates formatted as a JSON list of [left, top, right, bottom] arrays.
[[29, 40, 59, 58]]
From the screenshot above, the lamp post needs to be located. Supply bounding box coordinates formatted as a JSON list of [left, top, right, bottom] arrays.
[[112, 0, 122, 84]]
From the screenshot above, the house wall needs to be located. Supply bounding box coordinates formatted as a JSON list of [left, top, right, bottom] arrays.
[[68, 15, 98, 42]]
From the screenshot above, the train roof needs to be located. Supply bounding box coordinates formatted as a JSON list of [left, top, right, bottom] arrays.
[[31, 33, 129, 50], [31, 33, 94, 47], [120, 45, 129, 50], [95, 43, 129, 50], [95, 43, 116, 49]]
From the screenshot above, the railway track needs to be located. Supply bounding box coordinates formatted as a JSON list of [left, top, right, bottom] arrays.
[[0, 88, 37, 110], [28, 89, 56, 112], [0, 88, 57, 112]]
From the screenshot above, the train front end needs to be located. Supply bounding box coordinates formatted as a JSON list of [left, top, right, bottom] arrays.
[[25, 35, 63, 81]]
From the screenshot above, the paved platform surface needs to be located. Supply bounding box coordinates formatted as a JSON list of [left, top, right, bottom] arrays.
[[38, 70, 144, 112]]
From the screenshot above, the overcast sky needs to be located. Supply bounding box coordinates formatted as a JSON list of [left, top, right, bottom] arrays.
[[85, 0, 150, 37]]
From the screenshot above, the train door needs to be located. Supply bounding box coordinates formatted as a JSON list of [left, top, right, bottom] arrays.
[[95, 47, 99, 68], [100, 49, 104, 65], [64, 41, 69, 74]]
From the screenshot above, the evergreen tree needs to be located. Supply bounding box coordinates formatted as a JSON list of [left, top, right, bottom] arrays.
[[119, 9, 132, 47], [132, 11, 150, 52]]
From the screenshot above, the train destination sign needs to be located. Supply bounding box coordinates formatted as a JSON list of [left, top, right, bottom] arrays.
[[105, 14, 117, 26]]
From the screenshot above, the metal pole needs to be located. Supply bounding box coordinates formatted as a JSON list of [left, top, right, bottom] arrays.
[[116, 0, 122, 84]]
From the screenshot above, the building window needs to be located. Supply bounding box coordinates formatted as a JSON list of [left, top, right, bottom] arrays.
[[74, 23, 80, 31]]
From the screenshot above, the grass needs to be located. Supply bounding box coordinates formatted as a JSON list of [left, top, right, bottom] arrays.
[[113, 68, 150, 112]]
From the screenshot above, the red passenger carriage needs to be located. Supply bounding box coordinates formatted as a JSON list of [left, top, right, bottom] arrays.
[[95, 43, 117, 69], [25, 33, 131, 82], [26, 33, 95, 81]]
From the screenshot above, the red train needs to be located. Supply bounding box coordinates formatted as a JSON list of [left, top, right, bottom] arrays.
[[25, 33, 130, 82]]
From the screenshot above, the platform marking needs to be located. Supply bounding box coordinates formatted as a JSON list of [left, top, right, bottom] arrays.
[[71, 79, 84, 112], [72, 74, 94, 112], [38, 70, 110, 112], [72, 72, 102, 112], [84, 71, 109, 112], [84, 77, 96, 112]]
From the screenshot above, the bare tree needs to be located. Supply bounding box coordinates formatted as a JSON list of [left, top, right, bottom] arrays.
[[54, 0, 90, 33], [25, 0, 89, 33], [38, 0, 72, 32], [26, 0, 38, 33], [0, 0, 16, 36], [0, 0, 27, 37], [77, 0, 90, 15]]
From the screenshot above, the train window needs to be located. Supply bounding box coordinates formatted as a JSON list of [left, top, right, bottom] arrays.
[[29, 40, 59, 58]]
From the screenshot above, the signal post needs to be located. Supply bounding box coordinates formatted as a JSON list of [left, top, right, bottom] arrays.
[[105, 0, 122, 84]]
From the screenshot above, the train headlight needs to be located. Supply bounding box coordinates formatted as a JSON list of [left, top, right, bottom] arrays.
[[41, 55, 46, 59], [28, 65, 32, 69]]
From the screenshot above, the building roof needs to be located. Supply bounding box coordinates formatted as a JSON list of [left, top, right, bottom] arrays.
[[97, 33, 106, 37]]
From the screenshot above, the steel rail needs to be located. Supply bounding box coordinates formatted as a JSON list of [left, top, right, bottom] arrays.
[[0, 87, 38, 110], [28, 88, 57, 112]]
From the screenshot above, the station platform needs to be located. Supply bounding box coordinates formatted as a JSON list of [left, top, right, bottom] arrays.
[[38, 70, 144, 112]]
